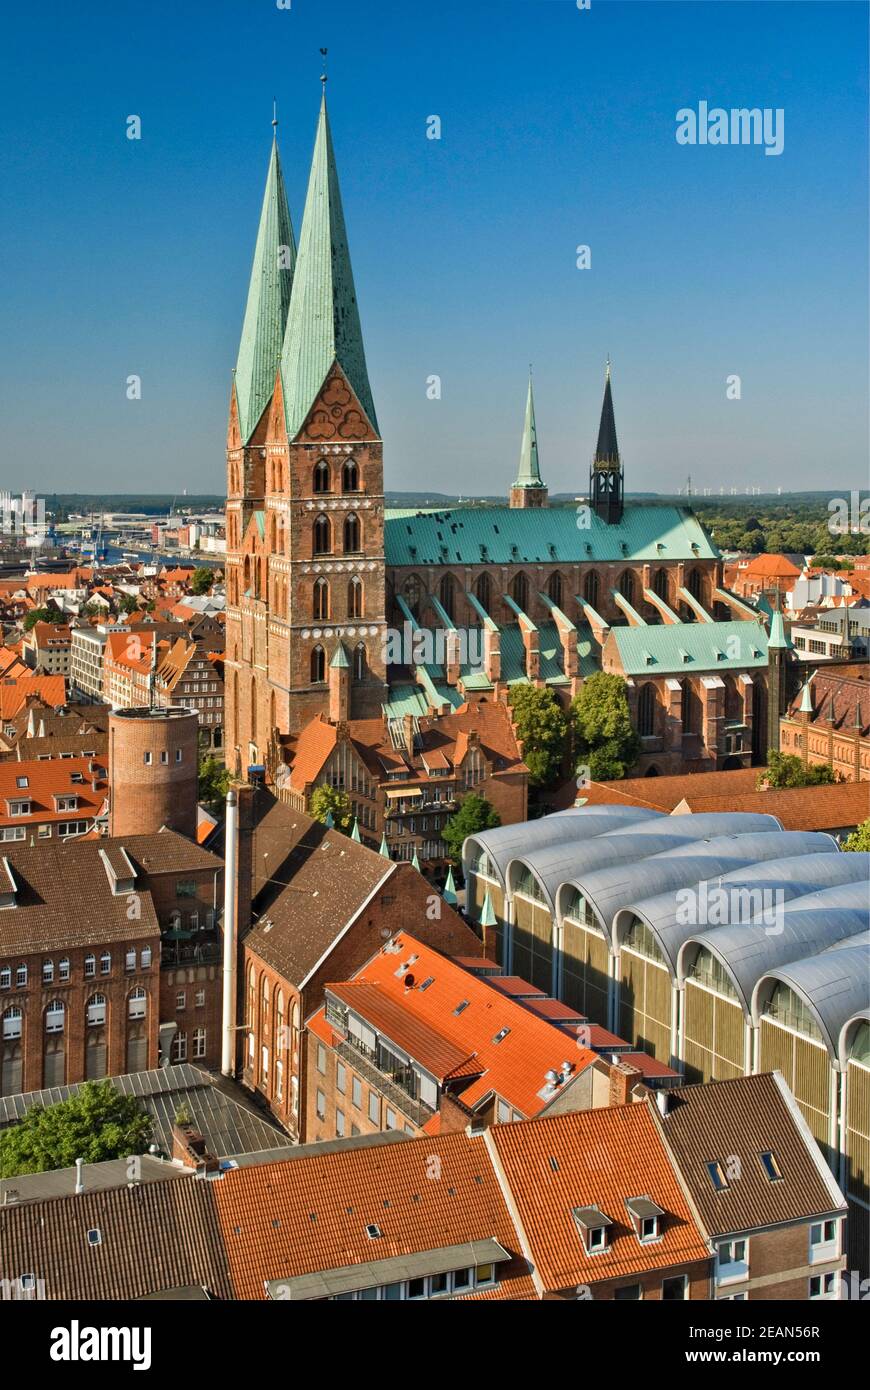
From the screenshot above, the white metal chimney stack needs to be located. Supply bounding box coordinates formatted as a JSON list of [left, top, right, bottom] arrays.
[[75, 1157, 84, 1194], [221, 787, 239, 1077]]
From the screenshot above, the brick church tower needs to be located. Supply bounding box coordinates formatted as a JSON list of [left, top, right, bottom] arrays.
[[226, 87, 387, 779]]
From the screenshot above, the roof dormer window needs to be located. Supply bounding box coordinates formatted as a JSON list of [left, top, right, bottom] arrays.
[[626, 1196, 664, 1244], [573, 1205, 612, 1254]]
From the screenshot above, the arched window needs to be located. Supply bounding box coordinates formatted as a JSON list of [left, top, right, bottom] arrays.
[[638, 683, 656, 737], [619, 570, 636, 605], [276, 991, 285, 1050], [510, 572, 529, 611], [251, 677, 257, 742], [313, 514, 331, 555], [343, 513, 360, 553], [403, 575, 422, 620], [688, 567, 703, 601], [314, 459, 330, 494], [310, 645, 326, 683], [86, 994, 107, 1027], [583, 570, 600, 610], [439, 573, 456, 621], [547, 572, 564, 608], [681, 679, 701, 735], [475, 573, 491, 612], [654, 568, 669, 600], [243, 556, 252, 594], [353, 643, 366, 681], [46, 1001, 65, 1032], [342, 460, 359, 493], [2, 1007, 23, 1040], [313, 577, 330, 620], [128, 988, 147, 1020], [347, 576, 363, 619]]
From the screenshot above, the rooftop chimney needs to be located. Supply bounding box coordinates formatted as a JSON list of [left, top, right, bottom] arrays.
[[75, 1157, 84, 1194], [656, 1089, 670, 1118]]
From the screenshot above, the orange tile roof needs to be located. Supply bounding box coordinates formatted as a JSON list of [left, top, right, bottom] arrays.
[[677, 780, 870, 831], [489, 1106, 710, 1289], [212, 1129, 536, 1301], [743, 554, 802, 579], [0, 676, 66, 720], [287, 713, 338, 790], [316, 934, 598, 1118], [0, 754, 107, 829], [327, 980, 475, 1079]]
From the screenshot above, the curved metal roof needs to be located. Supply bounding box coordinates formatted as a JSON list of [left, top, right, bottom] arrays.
[[614, 851, 869, 975], [751, 943, 870, 1058], [462, 805, 662, 888], [678, 879, 870, 1012], [524, 814, 785, 920], [556, 831, 837, 940]]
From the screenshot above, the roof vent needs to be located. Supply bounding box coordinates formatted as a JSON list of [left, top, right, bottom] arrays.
[[418, 976, 434, 992], [404, 973, 415, 990], [492, 1027, 510, 1045], [365, 1224, 382, 1240]]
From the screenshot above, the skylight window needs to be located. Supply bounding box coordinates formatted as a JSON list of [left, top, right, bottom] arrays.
[[418, 977, 434, 992], [759, 1150, 783, 1182], [453, 1000, 469, 1015], [366, 1224, 382, 1240], [492, 1027, 510, 1045], [707, 1161, 729, 1192]]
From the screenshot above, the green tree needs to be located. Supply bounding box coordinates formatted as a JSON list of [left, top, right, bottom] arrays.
[[0, 1080, 152, 1178], [758, 750, 836, 789], [571, 671, 640, 781], [840, 819, 870, 852], [22, 606, 53, 631], [118, 592, 140, 615], [442, 792, 501, 867], [191, 568, 214, 596], [198, 754, 230, 812], [507, 685, 570, 787], [309, 784, 353, 832]]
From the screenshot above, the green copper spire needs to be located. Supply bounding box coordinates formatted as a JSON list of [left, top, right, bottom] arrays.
[[280, 91, 377, 439], [235, 129, 296, 443], [411, 847, 421, 872], [513, 374, 543, 488], [350, 817, 361, 842], [330, 641, 350, 669], [798, 678, 814, 714], [443, 865, 457, 906], [479, 888, 496, 929], [768, 609, 791, 649], [379, 831, 390, 859]]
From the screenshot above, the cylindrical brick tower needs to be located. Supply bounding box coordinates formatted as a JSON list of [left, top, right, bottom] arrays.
[[109, 707, 199, 840]]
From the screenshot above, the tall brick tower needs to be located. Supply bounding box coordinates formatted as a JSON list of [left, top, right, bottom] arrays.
[[227, 84, 387, 779], [225, 119, 296, 773], [109, 707, 199, 839]]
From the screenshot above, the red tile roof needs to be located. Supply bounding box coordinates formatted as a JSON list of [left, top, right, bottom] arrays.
[[316, 934, 598, 1118], [0, 676, 66, 719], [489, 1106, 710, 1289]]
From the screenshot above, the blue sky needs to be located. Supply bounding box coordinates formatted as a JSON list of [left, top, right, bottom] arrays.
[[1, 0, 867, 497]]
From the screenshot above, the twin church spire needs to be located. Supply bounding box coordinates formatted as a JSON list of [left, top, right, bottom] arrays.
[[234, 88, 376, 446]]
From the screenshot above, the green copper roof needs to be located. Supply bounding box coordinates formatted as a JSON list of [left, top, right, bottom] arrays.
[[513, 376, 543, 488], [611, 619, 768, 677], [411, 847, 421, 872], [235, 137, 296, 443], [350, 817, 361, 842], [384, 504, 718, 567], [768, 610, 792, 650], [330, 641, 350, 669], [280, 94, 377, 439]]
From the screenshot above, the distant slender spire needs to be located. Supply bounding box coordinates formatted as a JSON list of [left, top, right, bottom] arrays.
[[513, 373, 544, 488], [594, 357, 620, 465], [379, 831, 390, 859], [411, 846, 421, 872], [234, 131, 296, 442], [280, 87, 377, 439], [443, 866, 457, 906], [350, 816, 361, 842]]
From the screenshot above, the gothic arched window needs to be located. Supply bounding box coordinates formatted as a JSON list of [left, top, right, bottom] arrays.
[[348, 576, 363, 618], [439, 573, 456, 621], [510, 572, 529, 611], [313, 514, 331, 555], [475, 573, 491, 612], [353, 643, 366, 680], [342, 460, 359, 493], [547, 572, 564, 608], [314, 459, 330, 494], [310, 645, 326, 684], [638, 683, 656, 737], [343, 513, 360, 553], [313, 577, 330, 621], [619, 570, 636, 605], [583, 570, 600, 610]]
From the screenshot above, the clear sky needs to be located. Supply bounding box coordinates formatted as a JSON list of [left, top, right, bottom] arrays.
[[2, 0, 867, 498]]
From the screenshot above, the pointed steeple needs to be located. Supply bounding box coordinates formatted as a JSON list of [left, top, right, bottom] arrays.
[[281, 90, 377, 439], [411, 847, 421, 872], [479, 888, 496, 929], [350, 817, 361, 842], [443, 866, 457, 906], [514, 375, 543, 487], [594, 358, 620, 466], [590, 358, 624, 524], [235, 129, 296, 443], [379, 831, 390, 859]]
